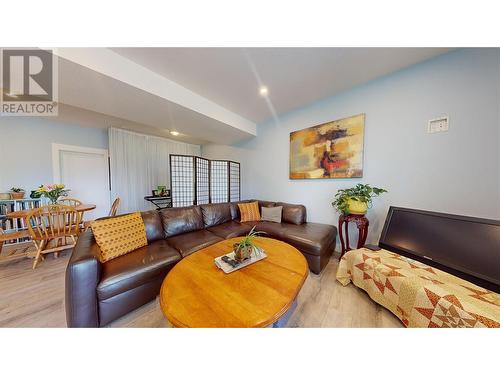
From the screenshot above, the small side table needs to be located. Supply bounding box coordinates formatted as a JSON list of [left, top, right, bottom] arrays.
[[338, 214, 369, 259], [144, 196, 172, 209]]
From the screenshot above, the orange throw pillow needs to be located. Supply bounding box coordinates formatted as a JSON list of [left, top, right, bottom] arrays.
[[91, 212, 147, 262], [238, 201, 261, 222]]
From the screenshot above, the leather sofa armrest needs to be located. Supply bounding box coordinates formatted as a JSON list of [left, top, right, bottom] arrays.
[[65, 230, 102, 327]]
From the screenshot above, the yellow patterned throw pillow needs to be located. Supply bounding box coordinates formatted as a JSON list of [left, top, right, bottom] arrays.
[[91, 212, 147, 262], [238, 201, 261, 222]]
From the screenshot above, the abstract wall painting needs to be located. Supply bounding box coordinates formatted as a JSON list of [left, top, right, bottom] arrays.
[[289, 114, 365, 179]]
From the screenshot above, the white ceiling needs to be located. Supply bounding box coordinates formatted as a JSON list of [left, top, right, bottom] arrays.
[[56, 56, 252, 144], [1, 47, 454, 145], [111, 48, 453, 123]]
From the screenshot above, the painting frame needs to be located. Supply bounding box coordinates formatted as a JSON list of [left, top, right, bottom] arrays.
[[289, 113, 365, 180]]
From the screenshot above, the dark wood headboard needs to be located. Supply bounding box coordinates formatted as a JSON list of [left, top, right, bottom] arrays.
[[378, 206, 500, 293]]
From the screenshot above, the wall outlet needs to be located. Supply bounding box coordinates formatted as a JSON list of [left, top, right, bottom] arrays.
[[428, 116, 449, 133]]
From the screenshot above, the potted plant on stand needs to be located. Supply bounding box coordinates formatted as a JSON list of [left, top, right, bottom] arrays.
[[332, 183, 387, 215], [333, 184, 387, 258]]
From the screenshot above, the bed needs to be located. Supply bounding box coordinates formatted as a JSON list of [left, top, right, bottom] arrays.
[[336, 207, 500, 328]]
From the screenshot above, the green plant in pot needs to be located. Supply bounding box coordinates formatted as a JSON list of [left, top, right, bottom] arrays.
[[332, 183, 387, 215], [233, 226, 265, 261], [10, 187, 25, 199]]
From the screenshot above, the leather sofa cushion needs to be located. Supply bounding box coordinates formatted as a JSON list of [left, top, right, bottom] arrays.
[[280, 222, 336, 256], [159, 206, 204, 237], [167, 229, 222, 257], [97, 240, 181, 300], [141, 210, 165, 242], [242, 221, 286, 239], [200, 203, 232, 228], [257, 200, 276, 209], [276, 202, 307, 225], [98, 277, 164, 327], [206, 221, 252, 239]]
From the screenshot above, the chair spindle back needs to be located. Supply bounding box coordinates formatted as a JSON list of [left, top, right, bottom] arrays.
[[108, 197, 120, 217], [27, 205, 81, 241], [58, 198, 83, 207]]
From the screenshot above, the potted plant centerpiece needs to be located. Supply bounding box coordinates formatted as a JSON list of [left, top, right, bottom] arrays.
[[233, 226, 265, 261], [10, 187, 25, 199], [332, 183, 387, 215], [36, 184, 70, 204]]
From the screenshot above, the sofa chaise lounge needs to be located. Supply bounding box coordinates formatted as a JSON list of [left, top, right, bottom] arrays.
[[65, 200, 337, 327]]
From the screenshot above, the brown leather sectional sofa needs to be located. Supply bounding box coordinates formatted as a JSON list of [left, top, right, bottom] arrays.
[[65, 200, 337, 327]]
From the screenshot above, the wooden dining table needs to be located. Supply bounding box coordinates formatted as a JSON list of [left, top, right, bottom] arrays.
[[6, 204, 96, 219], [1, 204, 96, 264]]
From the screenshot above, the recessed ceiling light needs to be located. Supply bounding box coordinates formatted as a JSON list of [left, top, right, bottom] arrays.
[[170, 130, 180, 136], [259, 86, 268, 96]]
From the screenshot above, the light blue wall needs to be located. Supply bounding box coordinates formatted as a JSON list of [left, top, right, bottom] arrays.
[[203, 48, 500, 243], [0, 117, 108, 193]]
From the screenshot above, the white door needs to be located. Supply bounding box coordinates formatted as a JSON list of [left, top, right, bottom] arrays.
[[53, 144, 110, 220]]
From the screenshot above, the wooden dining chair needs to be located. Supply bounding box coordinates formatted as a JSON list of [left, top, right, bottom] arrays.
[[0, 228, 33, 264], [108, 197, 120, 217], [59, 198, 85, 230], [58, 198, 83, 207], [83, 197, 121, 232], [27, 204, 81, 269]]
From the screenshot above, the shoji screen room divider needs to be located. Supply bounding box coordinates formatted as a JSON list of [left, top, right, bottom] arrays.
[[170, 155, 240, 207]]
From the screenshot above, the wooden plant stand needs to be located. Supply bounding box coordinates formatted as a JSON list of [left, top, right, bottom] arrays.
[[338, 214, 369, 259]]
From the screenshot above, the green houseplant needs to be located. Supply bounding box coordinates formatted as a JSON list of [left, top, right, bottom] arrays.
[[332, 183, 387, 215], [233, 226, 265, 261], [10, 187, 25, 199]]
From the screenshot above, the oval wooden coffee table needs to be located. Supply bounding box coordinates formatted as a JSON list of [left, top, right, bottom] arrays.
[[160, 237, 308, 327]]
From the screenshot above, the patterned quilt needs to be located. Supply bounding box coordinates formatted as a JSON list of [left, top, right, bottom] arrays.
[[336, 248, 500, 328]]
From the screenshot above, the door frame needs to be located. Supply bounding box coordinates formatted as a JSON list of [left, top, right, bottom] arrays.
[[52, 143, 110, 190]]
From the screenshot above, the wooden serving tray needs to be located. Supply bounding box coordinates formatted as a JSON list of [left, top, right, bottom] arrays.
[[214, 248, 267, 274]]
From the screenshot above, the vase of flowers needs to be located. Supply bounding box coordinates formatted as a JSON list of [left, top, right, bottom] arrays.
[[36, 184, 70, 204]]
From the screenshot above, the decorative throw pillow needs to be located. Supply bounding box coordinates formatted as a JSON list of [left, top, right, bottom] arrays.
[[91, 212, 148, 262], [261, 206, 282, 223], [238, 201, 261, 222]]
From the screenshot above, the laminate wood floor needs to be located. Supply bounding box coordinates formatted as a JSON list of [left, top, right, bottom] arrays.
[[0, 246, 403, 328]]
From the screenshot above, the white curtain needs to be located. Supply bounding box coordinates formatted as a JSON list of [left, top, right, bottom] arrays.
[[109, 128, 201, 213]]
